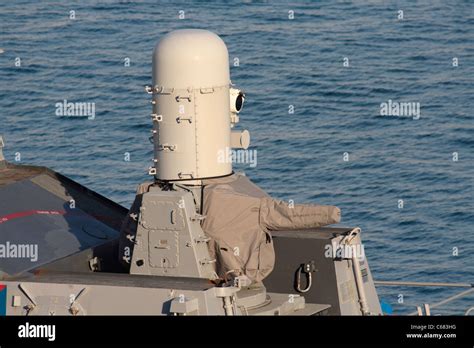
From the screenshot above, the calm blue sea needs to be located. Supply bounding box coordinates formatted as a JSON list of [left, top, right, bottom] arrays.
[[0, 1, 473, 315]]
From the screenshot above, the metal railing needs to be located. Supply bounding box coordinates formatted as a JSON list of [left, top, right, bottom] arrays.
[[374, 280, 474, 315]]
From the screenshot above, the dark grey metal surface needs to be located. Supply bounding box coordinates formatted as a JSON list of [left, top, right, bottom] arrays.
[[0, 163, 127, 230], [0, 163, 128, 277], [266, 228, 350, 315], [0, 179, 118, 275]]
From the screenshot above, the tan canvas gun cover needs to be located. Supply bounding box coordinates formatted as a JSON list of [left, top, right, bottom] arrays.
[[201, 174, 341, 283]]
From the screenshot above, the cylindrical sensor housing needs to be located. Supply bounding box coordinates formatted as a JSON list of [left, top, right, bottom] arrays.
[[151, 29, 232, 181]]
